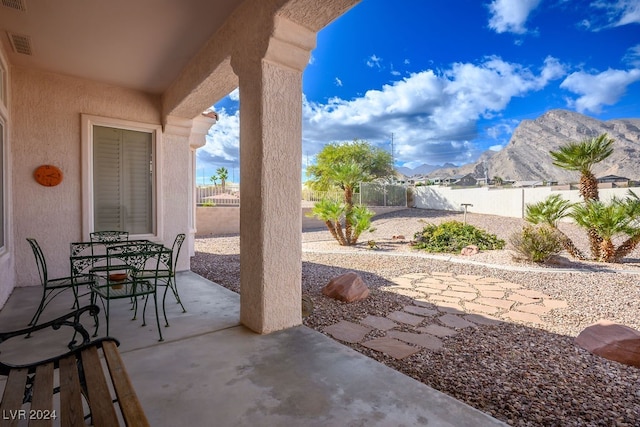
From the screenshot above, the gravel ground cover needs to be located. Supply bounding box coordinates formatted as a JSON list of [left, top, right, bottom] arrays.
[[192, 208, 640, 426]]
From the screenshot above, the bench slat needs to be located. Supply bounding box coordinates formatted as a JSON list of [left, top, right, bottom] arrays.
[[59, 355, 85, 427], [29, 363, 54, 427], [102, 341, 150, 427], [0, 368, 28, 427], [81, 346, 119, 427]]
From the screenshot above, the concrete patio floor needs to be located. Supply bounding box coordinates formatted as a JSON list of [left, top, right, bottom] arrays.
[[0, 272, 506, 426]]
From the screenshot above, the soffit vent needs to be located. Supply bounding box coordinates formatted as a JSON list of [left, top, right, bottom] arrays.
[[8, 32, 33, 55], [1, 0, 26, 12]]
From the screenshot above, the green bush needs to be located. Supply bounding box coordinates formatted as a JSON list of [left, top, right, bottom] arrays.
[[412, 221, 505, 253], [509, 225, 562, 263]]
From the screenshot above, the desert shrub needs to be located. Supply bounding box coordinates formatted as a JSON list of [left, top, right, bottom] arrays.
[[412, 221, 505, 253], [509, 225, 563, 263]]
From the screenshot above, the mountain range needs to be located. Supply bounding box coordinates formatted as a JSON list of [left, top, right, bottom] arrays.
[[400, 109, 640, 183]]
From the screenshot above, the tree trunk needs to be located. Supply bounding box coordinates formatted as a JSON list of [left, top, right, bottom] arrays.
[[344, 186, 354, 245], [600, 238, 615, 263], [587, 227, 602, 260], [580, 172, 599, 202], [324, 220, 345, 245], [613, 233, 640, 262], [334, 220, 348, 246], [553, 229, 587, 260]]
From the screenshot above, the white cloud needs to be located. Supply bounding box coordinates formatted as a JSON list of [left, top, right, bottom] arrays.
[[488, 0, 542, 34], [228, 88, 240, 101], [624, 44, 640, 67], [560, 67, 640, 113], [335, 77, 343, 87], [197, 107, 240, 182], [366, 54, 383, 68], [201, 56, 567, 170], [590, 0, 640, 28], [303, 56, 565, 165]]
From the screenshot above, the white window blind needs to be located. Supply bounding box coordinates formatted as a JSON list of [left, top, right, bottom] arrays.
[[93, 126, 153, 234]]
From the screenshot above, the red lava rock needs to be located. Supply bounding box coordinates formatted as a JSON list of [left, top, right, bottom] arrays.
[[322, 271, 370, 303], [575, 320, 640, 368], [460, 245, 479, 256]]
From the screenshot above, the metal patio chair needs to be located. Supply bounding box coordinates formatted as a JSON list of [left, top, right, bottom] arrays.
[[26, 238, 94, 327], [136, 234, 186, 328]]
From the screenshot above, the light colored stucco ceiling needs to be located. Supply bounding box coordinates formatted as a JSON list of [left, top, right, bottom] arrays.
[[0, 0, 242, 94]]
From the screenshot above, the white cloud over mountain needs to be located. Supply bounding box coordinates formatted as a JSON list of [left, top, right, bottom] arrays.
[[201, 58, 640, 171]]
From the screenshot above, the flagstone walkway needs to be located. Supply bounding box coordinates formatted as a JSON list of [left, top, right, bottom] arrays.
[[323, 272, 568, 360]]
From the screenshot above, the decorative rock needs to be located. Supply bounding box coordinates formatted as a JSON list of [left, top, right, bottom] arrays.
[[575, 320, 640, 368], [460, 245, 479, 256], [322, 272, 369, 302]]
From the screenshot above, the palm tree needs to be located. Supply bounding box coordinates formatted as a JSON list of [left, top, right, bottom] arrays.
[[209, 174, 218, 186], [524, 194, 586, 259], [308, 199, 347, 245], [493, 176, 503, 186], [549, 133, 614, 259], [549, 133, 614, 202], [612, 190, 640, 261], [570, 199, 637, 263], [216, 167, 229, 191]]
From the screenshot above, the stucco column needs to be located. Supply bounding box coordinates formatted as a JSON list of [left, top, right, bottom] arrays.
[[232, 17, 315, 333], [164, 114, 216, 266]]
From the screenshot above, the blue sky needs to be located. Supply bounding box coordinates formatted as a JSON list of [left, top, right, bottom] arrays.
[[197, 0, 640, 184]]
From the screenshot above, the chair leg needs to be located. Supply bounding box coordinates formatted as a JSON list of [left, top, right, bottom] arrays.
[[28, 289, 48, 326], [153, 291, 163, 342], [162, 286, 170, 327], [168, 276, 186, 313]]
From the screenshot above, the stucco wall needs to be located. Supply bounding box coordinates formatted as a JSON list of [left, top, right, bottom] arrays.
[[414, 185, 634, 218], [196, 206, 408, 236], [10, 68, 184, 288]]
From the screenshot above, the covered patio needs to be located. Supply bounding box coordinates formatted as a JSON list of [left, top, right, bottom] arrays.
[[0, 1, 507, 424], [0, 272, 505, 426]]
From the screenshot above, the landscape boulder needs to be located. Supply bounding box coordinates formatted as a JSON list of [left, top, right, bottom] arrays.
[[461, 245, 479, 256], [322, 272, 370, 303], [575, 320, 640, 368]]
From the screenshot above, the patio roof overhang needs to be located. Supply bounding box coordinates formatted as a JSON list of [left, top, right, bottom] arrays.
[[1, 0, 362, 335]]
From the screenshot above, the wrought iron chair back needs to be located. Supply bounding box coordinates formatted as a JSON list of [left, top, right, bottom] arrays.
[[165, 234, 186, 313], [170, 233, 186, 274], [26, 238, 85, 327]]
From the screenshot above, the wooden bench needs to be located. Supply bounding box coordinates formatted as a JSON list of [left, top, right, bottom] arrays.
[[0, 305, 149, 426]]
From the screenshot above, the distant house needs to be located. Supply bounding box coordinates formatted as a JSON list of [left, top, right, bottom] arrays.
[[596, 175, 629, 188], [597, 175, 629, 184], [448, 174, 477, 187]]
